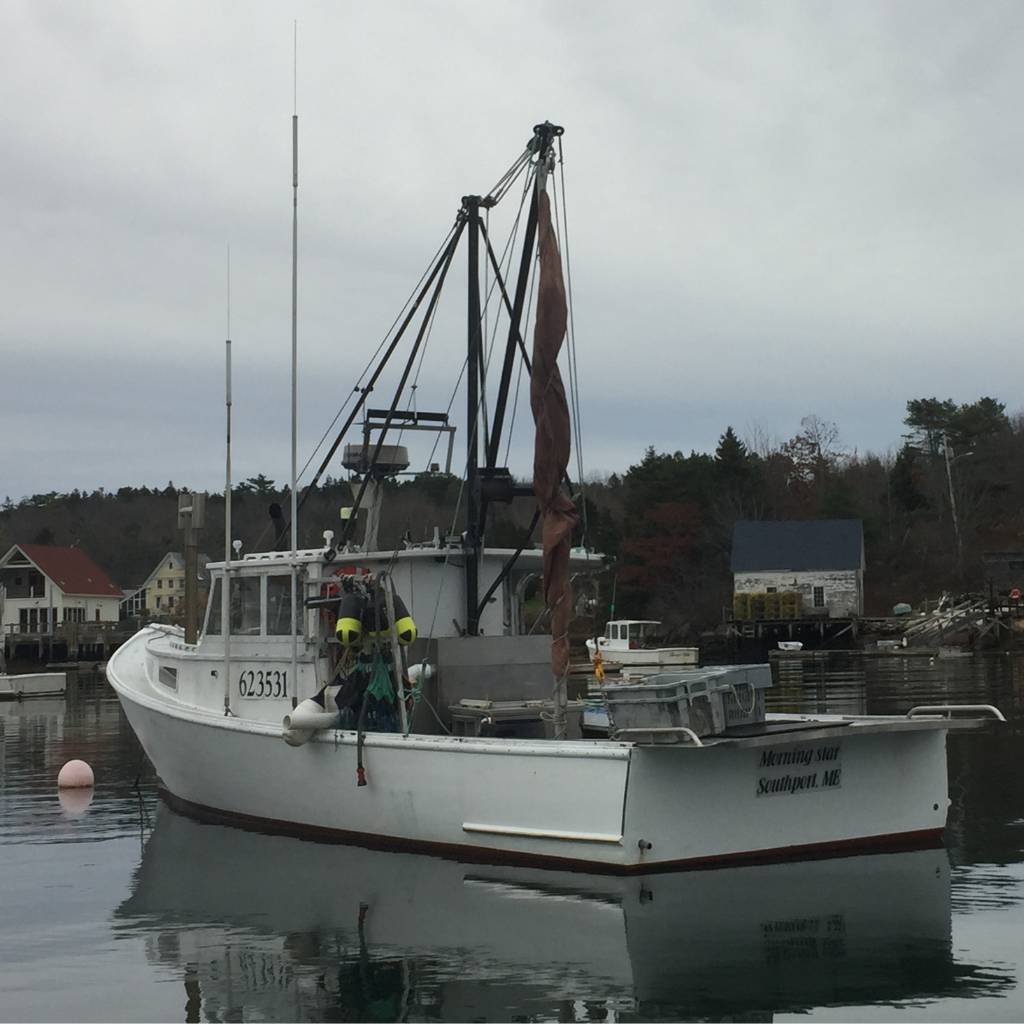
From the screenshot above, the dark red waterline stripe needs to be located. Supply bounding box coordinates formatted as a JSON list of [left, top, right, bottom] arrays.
[[157, 785, 944, 877]]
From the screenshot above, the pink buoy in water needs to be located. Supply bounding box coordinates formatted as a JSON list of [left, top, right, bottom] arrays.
[[57, 759, 94, 789], [58, 787, 94, 817]]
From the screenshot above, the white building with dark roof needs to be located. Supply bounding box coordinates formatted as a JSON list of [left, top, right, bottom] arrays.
[[731, 520, 865, 618]]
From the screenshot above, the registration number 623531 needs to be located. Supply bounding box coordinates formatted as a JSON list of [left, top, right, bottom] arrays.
[[238, 669, 288, 699]]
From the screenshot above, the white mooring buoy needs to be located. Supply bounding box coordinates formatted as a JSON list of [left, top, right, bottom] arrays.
[[57, 759, 94, 789]]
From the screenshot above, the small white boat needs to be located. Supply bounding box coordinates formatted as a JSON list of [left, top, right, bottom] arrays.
[[108, 122, 1003, 874], [938, 647, 972, 659], [777, 641, 803, 653], [586, 620, 699, 668], [0, 671, 67, 698]]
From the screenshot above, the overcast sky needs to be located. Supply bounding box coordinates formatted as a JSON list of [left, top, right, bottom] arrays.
[[3, 0, 1023, 503]]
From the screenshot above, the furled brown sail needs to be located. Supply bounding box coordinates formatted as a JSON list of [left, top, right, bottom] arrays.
[[531, 187, 579, 678]]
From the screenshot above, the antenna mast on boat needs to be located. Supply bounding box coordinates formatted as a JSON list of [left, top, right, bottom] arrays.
[[290, 23, 299, 700], [290, 22, 299, 557], [223, 246, 233, 716]]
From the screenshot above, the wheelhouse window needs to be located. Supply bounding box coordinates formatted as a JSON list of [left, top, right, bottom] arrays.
[[266, 575, 294, 635], [230, 576, 262, 635], [205, 579, 222, 635], [627, 623, 642, 648], [202, 572, 300, 638]]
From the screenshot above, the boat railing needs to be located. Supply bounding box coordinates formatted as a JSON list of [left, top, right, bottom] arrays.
[[906, 704, 1006, 721], [610, 725, 705, 746]]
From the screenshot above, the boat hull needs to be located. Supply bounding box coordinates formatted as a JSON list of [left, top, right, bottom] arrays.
[[117, 805, 959, 1017], [586, 638, 700, 667], [112, 672, 951, 873], [0, 671, 67, 698]]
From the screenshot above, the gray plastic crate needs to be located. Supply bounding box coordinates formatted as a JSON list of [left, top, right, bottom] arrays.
[[603, 664, 772, 738]]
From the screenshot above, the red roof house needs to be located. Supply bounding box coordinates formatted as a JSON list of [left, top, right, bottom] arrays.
[[0, 544, 123, 633]]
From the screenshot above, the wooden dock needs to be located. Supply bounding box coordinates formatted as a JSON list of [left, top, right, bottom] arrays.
[[2, 621, 132, 666]]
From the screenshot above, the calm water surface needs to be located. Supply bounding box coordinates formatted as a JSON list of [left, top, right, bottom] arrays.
[[1, 656, 1022, 1023]]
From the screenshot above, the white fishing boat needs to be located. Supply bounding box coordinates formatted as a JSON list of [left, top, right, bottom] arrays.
[[586, 619, 699, 669], [107, 122, 1003, 873]]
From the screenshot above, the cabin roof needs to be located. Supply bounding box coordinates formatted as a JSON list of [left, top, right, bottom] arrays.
[[730, 520, 864, 573], [3, 543, 123, 597]]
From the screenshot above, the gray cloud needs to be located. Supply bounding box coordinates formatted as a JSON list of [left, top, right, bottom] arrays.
[[3, 0, 1023, 501]]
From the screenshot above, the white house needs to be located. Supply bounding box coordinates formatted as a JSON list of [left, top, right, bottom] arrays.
[[0, 543, 124, 635], [731, 520, 865, 618]]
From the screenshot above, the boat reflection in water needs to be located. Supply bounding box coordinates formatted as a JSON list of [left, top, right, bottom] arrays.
[[116, 805, 1003, 1022]]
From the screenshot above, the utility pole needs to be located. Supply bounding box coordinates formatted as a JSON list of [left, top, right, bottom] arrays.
[[178, 492, 206, 644], [942, 433, 972, 578], [943, 434, 960, 568]]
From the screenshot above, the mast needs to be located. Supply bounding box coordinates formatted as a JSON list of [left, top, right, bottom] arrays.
[[300, 126, 561, 638], [465, 195, 482, 635], [463, 123, 564, 636]]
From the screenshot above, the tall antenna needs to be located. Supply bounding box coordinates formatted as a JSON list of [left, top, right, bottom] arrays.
[[225, 244, 232, 553], [290, 20, 299, 557], [290, 22, 299, 700], [223, 245, 233, 715]]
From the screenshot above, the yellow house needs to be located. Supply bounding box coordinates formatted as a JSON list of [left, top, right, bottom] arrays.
[[139, 551, 212, 616], [141, 552, 186, 615]]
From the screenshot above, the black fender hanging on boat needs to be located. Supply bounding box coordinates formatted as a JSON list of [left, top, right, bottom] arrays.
[[336, 591, 365, 647], [335, 585, 417, 646], [391, 593, 417, 645]]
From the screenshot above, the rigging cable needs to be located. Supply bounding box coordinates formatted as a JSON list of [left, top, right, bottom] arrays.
[[299, 214, 468, 528], [275, 140, 534, 547], [502, 222, 540, 469], [387, 279, 445, 473], [485, 147, 533, 207], [415, 165, 532, 477], [297, 143, 532, 519], [299, 221, 461, 486], [340, 220, 465, 543], [481, 167, 532, 379], [556, 134, 589, 543]]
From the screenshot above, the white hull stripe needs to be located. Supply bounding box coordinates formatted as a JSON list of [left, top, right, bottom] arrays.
[[463, 822, 623, 844]]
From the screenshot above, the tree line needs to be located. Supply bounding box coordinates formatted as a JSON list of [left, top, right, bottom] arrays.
[[590, 397, 1024, 637], [2, 396, 1021, 634]]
